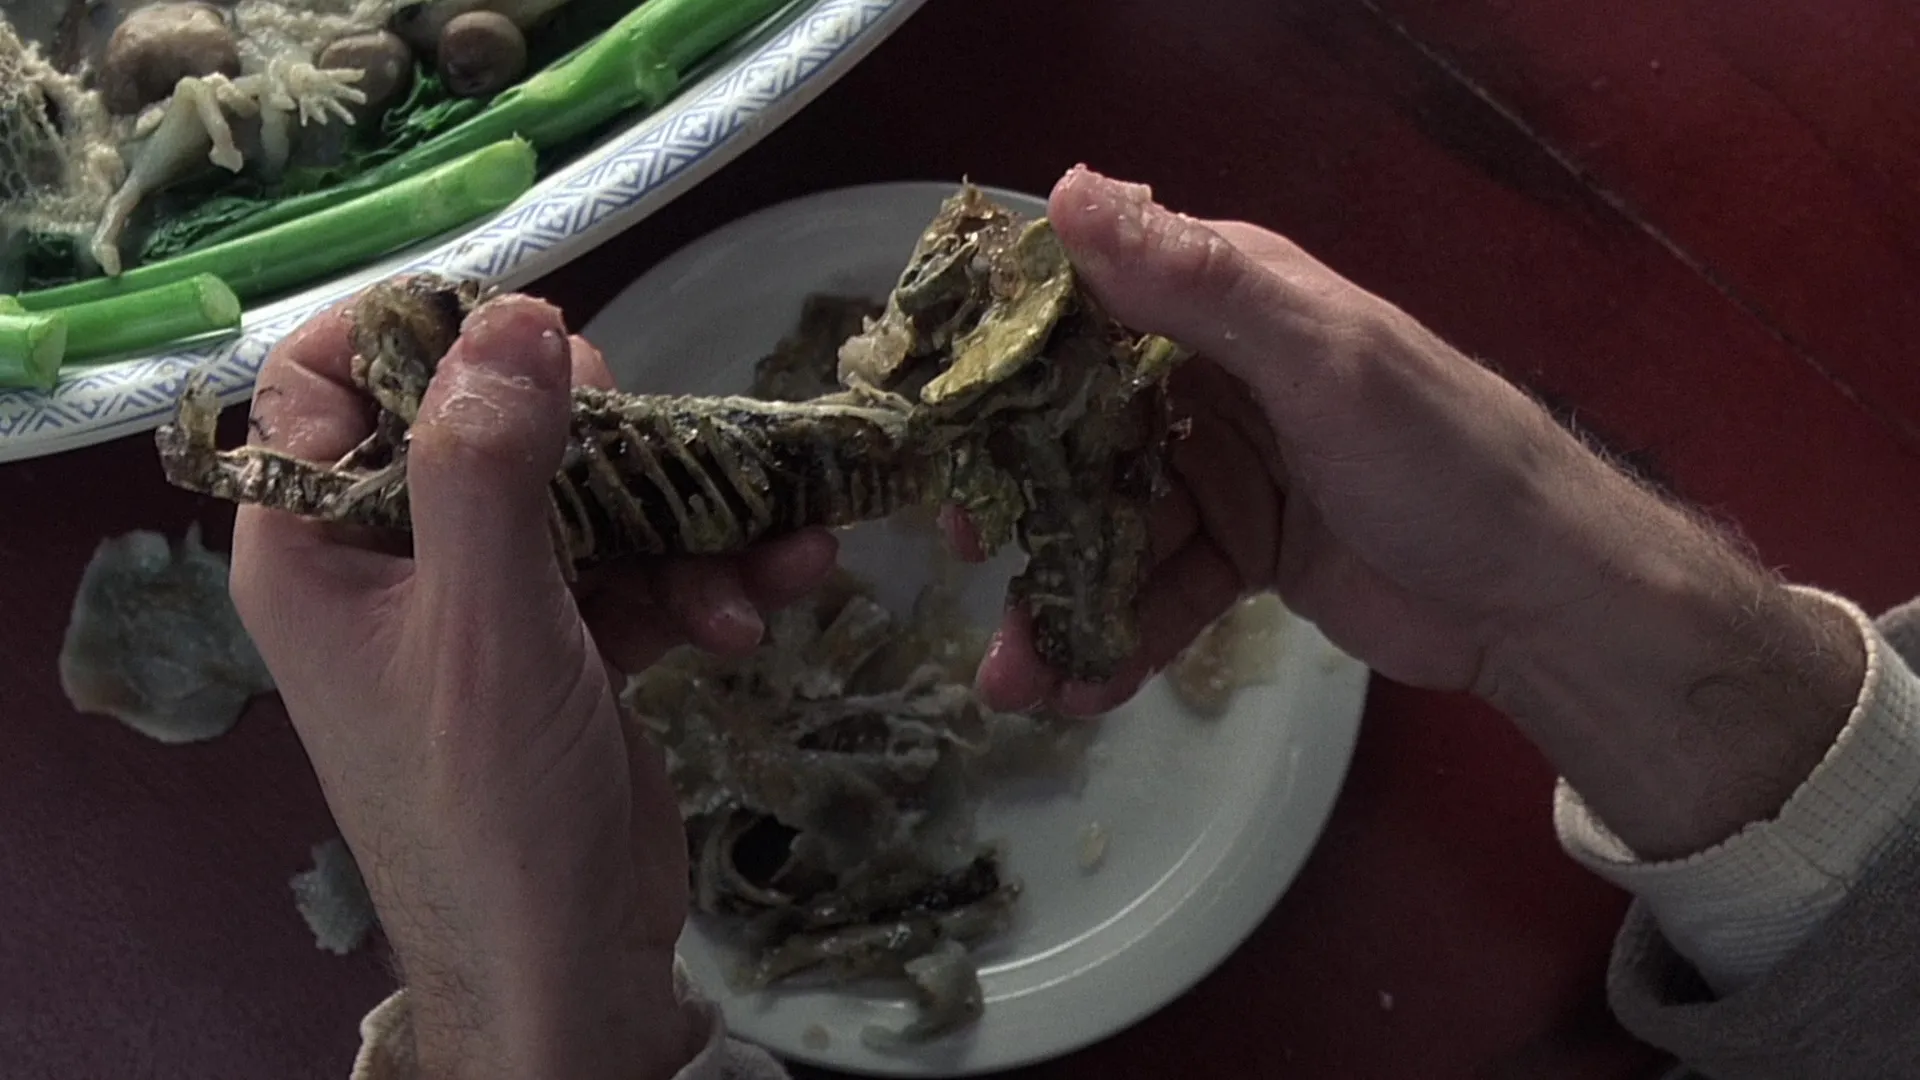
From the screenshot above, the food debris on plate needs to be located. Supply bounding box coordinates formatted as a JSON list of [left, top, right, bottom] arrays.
[[626, 561, 1100, 1047], [290, 835, 378, 955], [1166, 591, 1289, 718], [1077, 821, 1108, 872], [58, 522, 275, 743]]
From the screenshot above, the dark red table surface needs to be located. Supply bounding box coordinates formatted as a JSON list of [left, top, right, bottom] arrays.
[[6, 1, 1918, 1077]]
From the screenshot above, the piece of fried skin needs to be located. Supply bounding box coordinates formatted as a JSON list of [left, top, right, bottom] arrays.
[[58, 522, 274, 743], [290, 835, 378, 955]]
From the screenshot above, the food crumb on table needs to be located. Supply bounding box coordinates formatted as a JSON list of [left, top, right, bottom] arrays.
[[1078, 822, 1109, 872]]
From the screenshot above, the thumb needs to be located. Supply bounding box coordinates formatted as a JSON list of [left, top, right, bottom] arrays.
[[1047, 165, 1325, 407], [406, 294, 573, 600]]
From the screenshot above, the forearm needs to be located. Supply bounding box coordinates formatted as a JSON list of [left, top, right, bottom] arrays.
[[406, 939, 699, 1080], [1481, 469, 1866, 862], [364, 738, 702, 1078]]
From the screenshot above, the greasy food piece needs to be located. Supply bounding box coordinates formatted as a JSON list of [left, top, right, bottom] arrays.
[[290, 836, 378, 955], [1077, 821, 1108, 872], [57, 523, 275, 743], [743, 883, 1017, 991], [1166, 592, 1288, 717], [628, 564, 1095, 1039], [750, 293, 883, 402], [860, 940, 986, 1049], [155, 187, 1191, 680]]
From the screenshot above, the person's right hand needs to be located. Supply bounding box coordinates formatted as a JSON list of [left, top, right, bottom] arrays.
[[974, 164, 1651, 715], [971, 166, 1862, 861]]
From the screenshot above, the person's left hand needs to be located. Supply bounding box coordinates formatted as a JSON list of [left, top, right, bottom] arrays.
[[229, 292, 837, 1080]]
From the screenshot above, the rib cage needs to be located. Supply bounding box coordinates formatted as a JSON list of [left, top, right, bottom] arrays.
[[554, 389, 931, 563]]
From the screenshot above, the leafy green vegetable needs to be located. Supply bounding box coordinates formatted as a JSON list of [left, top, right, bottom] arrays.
[[177, 0, 795, 252], [135, 63, 482, 263], [20, 138, 537, 310], [138, 190, 275, 264], [285, 65, 488, 195], [13, 0, 796, 355], [18, 232, 87, 292]]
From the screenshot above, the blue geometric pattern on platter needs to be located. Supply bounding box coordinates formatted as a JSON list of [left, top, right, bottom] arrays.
[[0, 0, 927, 462]]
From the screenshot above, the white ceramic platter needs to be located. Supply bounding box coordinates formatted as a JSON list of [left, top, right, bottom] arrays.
[[0, 0, 929, 463], [583, 182, 1371, 1076]]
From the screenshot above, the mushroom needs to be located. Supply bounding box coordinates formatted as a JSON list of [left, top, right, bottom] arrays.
[[317, 29, 414, 123], [435, 10, 523, 99], [97, 2, 239, 116], [277, 30, 413, 169], [389, 0, 572, 55]]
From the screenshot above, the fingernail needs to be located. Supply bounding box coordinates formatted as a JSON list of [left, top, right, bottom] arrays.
[[706, 581, 764, 648], [1082, 173, 1156, 253], [1056, 681, 1109, 716], [458, 296, 569, 390]]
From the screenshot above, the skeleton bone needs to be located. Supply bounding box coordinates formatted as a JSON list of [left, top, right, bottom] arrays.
[[155, 188, 1188, 680]]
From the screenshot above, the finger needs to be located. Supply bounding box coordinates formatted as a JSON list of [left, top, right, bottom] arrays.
[[245, 302, 365, 459], [580, 530, 837, 673], [1168, 413, 1278, 586], [576, 564, 682, 674], [656, 559, 764, 658], [232, 303, 397, 634], [738, 528, 840, 611], [1149, 480, 1199, 565], [593, 611, 686, 676], [974, 605, 1060, 713], [1168, 356, 1288, 489], [939, 505, 989, 563], [570, 334, 615, 391], [1053, 539, 1242, 717], [407, 295, 574, 601], [618, 717, 695, 940], [1048, 165, 1334, 412]]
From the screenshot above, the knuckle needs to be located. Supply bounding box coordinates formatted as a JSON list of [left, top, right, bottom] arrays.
[[1157, 216, 1257, 303]]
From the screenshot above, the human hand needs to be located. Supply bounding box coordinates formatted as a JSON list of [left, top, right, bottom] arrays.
[[973, 163, 1637, 714], [228, 294, 835, 1079], [970, 166, 1862, 859]]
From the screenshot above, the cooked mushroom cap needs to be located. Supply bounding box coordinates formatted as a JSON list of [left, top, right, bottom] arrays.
[[389, 0, 572, 53], [436, 11, 525, 99], [98, 2, 239, 116], [318, 29, 415, 121]]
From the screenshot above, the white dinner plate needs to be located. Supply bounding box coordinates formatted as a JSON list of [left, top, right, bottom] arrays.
[[583, 182, 1370, 1076], [0, 0, 929, 462]]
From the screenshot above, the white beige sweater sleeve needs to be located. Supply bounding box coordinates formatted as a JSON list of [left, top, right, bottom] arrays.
[[1554, 587, 1920, 997]]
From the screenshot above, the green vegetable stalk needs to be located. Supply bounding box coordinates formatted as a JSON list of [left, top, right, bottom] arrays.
[[60, 274, 243, 362], [0, 275, 243, 389], [19, 139, 537, 311], [0, 305, 68, 390], [180, 0, 794, 250]]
